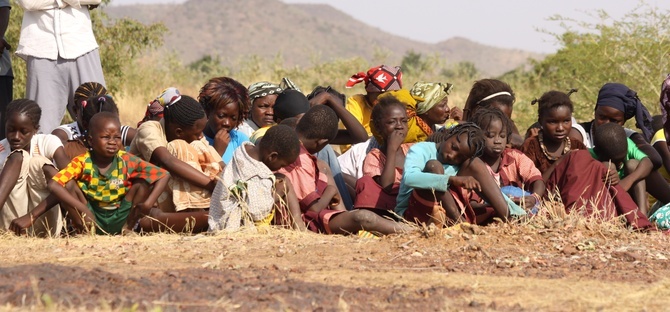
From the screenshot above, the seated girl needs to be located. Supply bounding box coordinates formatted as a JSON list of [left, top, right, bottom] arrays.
[[129, 94, 223, 233], [522, 91, 651, 228], [396, 123, 517, 226], [471, 108, 545, 213], [48, 112, 169, 235], [198, 77, 251, 164], [0, 99, 70, 236], [354, 96, 412, 212]]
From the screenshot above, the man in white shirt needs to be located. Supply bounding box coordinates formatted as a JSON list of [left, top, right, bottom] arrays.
[[0, 0, 11, 140], [16, 0, 106, 133]]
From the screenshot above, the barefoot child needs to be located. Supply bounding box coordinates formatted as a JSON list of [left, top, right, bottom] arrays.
[[48, 112, 169, 235], [208, 125, 304, 231], [396, 123, 514, 226], [0, 99, 70, 236], [471, 108, 545, 213], [278, 105, 411, 235]]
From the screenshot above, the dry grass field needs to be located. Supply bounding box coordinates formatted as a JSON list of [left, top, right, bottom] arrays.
[[0, 208, 669, 311]]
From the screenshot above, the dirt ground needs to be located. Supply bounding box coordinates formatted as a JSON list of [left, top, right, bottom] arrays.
[[0, 219, 669, 311]]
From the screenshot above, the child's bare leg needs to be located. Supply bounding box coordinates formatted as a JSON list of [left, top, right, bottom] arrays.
[[273, 174, 305, 230], [137, 208, 209, 233], [412, 160, 459, 225], [328, 209, 412, 235], [459, 158, 509, 220], [624, 159, 648, 215]]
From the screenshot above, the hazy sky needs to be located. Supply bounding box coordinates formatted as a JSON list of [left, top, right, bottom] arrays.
[[110, 0, 670, 53]]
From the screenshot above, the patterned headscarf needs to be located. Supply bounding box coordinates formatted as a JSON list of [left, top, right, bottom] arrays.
[[138, 87, 181, 127], [660, 74, 670, 126], [346, 65, 402, 93], [410, 81, 453, 115], [248, 82, 283, 101], [596, 83, 653, 141]]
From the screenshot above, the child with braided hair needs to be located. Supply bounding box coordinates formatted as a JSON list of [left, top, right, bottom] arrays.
[[396, 123, 514, 226], [0, 99, 70, 236], [129, 94, 222, 233]]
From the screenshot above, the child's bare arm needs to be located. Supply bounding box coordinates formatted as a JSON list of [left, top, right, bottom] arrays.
[[52, 146, 71, 171], [138, 175, 169, 213], [310, 91, 368, 145], [150, 147, 217, 191], [619, 157, 653, 191], [48, 180, 90, 214], [9, 194, 60, 235], [0, 153, 23, 209], [318, 159, 345, 211]]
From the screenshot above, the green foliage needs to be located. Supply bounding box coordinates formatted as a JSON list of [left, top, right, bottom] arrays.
[[442, 61, 479, 81], [6, 1, 166, 97], [504, 3, 670, 123]]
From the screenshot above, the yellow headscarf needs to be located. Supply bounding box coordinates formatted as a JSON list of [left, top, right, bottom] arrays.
[[410, 81, 453, 115]]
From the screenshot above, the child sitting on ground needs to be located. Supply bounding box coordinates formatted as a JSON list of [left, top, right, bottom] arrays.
[[48, 112, 169, 235], [208, 125, 304, 231], [129, 94, 222, 233], [589, 122, 652, 211], [354, 96, 412, 212], [277, 105, 411, 235], [0, 99, 70, 236], [396, 123, 515, 226], [470, 108, 545, 213]]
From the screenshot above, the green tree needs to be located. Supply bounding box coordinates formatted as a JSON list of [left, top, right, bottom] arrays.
[[509, 3, 670, 120], [6, 0, 166, 97]]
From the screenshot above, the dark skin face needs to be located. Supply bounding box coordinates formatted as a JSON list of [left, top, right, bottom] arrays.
[[88, 118, 122, 160], [420, 98, 450, 126], [437, 133, 475, 166], [205, 102, 239, 136], [6, 113, 38, 151], [251, 94, 278, 128], [165, 117, 207, 143], [594, 105, 626, 131], [374, 106, 408, 139], [264, 151, 297, 171], [540, 106, 572, 144], [482, 118, 506, 161]]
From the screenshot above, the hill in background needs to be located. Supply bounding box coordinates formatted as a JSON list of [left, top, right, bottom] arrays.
[[104, 0, 545, 76]]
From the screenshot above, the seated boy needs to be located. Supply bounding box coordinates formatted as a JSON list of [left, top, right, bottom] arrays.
[[589, 122, 652, 214], [208, 125, 304, 231], [277, 105, 411, 235]]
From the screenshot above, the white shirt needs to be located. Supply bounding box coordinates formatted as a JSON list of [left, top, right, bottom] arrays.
[[0, 134, 63, 169], [16, 0, 101, 60]]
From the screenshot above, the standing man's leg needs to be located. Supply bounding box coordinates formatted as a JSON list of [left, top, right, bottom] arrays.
[[25, 56, 70, 133]]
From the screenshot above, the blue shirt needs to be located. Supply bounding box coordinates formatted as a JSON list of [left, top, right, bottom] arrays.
[[395, 142, 459, 217], [205, 129, 250, 164]]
